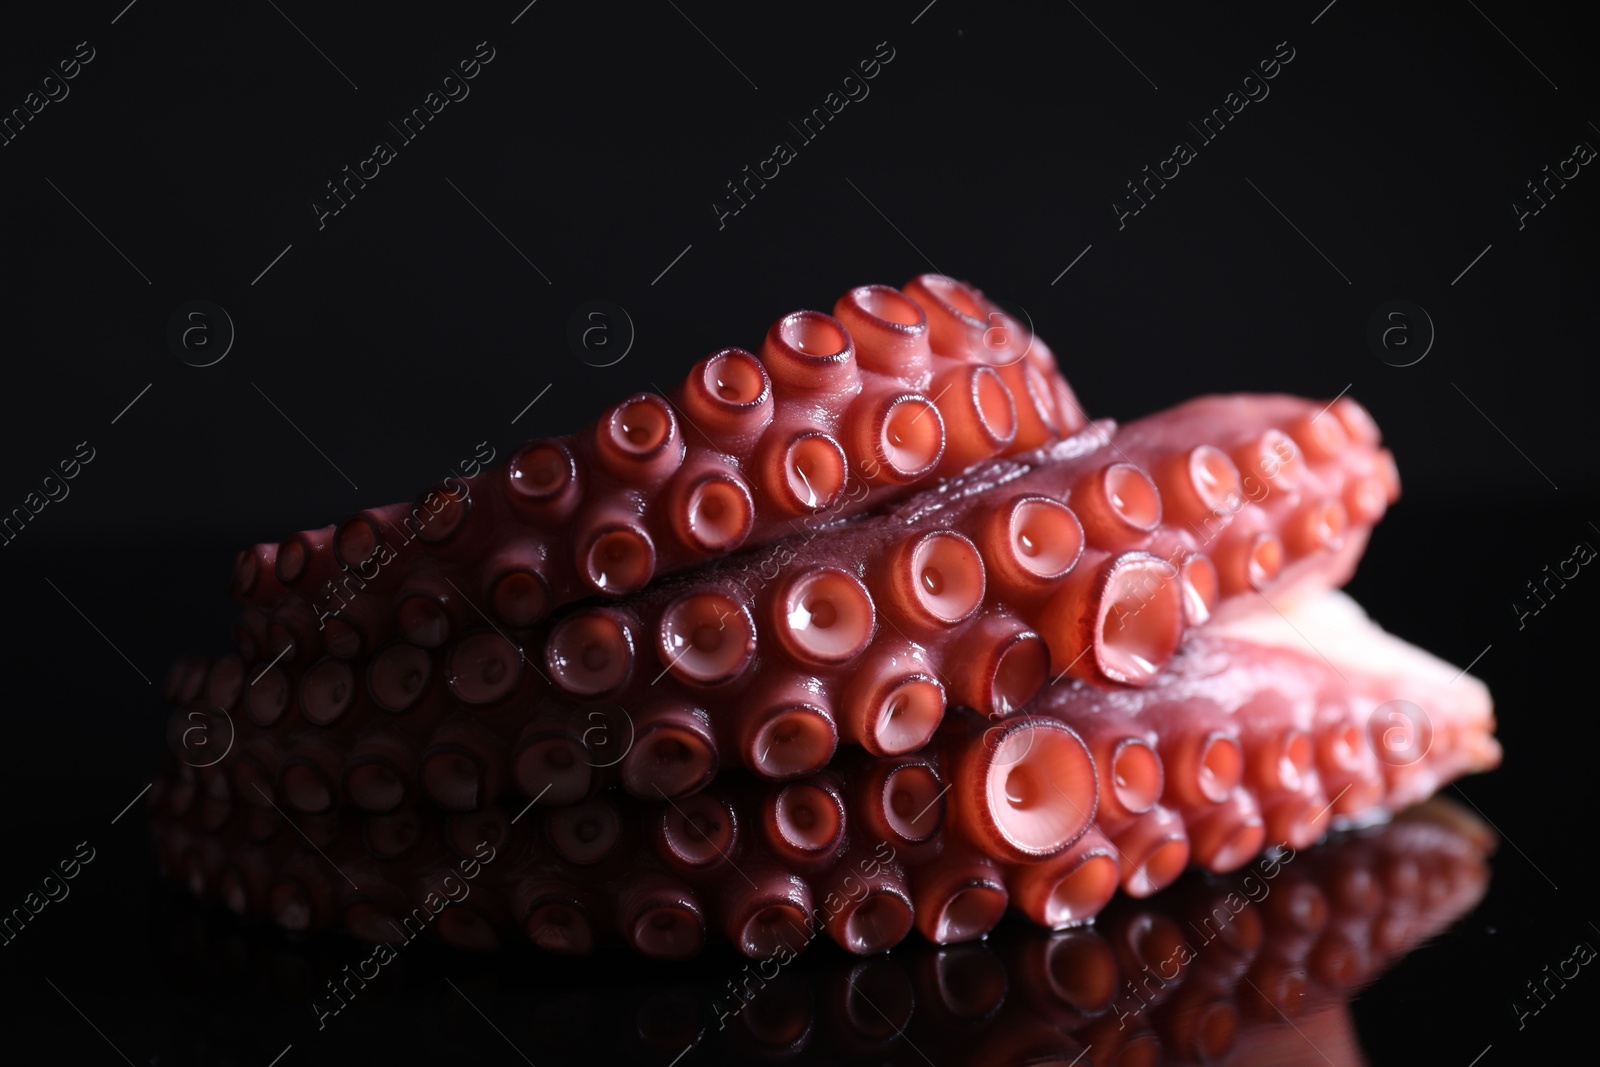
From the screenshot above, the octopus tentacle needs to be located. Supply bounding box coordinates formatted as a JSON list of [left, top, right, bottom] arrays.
[[148, 727, 1492, 972], [157, 289, 1498, 974], [151, 584, 1498, 956], [228, 277, 1086, 663], [181, 393, 1399, 816]]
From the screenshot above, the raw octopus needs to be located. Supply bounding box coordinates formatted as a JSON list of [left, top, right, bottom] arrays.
[[152, 276, 1499, 960]]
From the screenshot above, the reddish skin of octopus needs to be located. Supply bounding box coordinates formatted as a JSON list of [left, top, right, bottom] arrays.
[[176, 392, 1400, 817], [226, 275, 1085, 666], [148, 706, 1490, 974], [155, 282, 1495, 968], [156, 582, 1498, 956]]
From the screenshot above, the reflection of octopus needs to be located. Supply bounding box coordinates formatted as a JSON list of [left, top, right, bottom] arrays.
[[151, 800, 1493, 1066], [157, 276, 1499, 957]]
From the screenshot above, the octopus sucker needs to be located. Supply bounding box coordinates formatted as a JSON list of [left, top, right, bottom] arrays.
[[156, 278, 1497, 960]]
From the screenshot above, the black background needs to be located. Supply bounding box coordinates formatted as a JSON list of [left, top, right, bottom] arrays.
[[0, 1, 1594, 1063]]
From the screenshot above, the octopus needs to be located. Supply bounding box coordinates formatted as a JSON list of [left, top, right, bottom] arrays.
[[152, 275, 1499, 959]]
